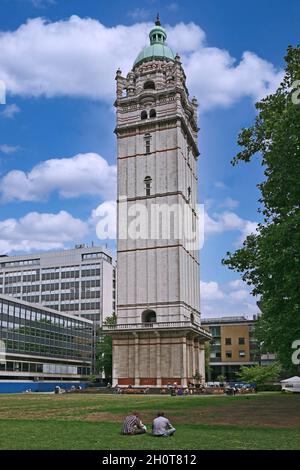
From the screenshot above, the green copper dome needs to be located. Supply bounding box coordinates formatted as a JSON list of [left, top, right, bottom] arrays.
[[133, 16, 175, 68]]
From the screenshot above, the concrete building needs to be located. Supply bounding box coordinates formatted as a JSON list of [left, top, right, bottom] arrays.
[[0, 245, 114, 325], [202, 316, 276, 381], [105, 17, 211, 387], [0, 294, 93, 383]]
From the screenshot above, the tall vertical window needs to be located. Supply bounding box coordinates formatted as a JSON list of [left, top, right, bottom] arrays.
[[144, 176, 152, 196], [144, 133, 151, 154], [187, 186, 191, 201]]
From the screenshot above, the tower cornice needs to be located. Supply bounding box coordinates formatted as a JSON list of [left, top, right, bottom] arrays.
[[114, 114, 199, 158], [115, 87, 194, 113]]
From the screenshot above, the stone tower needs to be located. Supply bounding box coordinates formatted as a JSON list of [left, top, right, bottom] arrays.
[[106, 17, 211, 387]]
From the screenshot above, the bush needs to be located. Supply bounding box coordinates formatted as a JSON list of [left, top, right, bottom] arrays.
[[256, 383, 282, 392]]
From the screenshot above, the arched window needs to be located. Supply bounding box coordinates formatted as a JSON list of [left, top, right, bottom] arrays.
[[144, 176, 152, 196], [141, 110, 147, 120], [142, 309, 157, 323], [144, 80, 155, 90], [190, 313, 194, 324], [149, 109, 156, 118]]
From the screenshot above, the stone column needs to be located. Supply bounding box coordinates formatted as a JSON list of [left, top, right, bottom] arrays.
[[112, 339, 118, 387], [115, 68, 124, 97], [182, 335, 187, 387], [195, 340, 200, 374], [199, 342, 205, 382], [193, 338, 197, 377], [133, 333, 140, 386], [186, 337, 190, 382], [155, 332, 161, 387]]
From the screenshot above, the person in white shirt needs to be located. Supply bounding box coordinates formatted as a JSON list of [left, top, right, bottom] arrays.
[[152, 412, 176, 437]]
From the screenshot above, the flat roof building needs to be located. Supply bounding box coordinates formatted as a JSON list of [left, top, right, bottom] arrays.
[[202, 316, 276, 381], [0, 245, 115, 325], [0, 294, 93, 382]]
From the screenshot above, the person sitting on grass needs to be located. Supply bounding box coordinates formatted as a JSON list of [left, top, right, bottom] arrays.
[[122, 411, 147, 435], [152, 412, 176, 437]]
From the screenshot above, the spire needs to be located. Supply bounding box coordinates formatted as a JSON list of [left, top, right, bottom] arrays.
[[155, 13, 161, 26]]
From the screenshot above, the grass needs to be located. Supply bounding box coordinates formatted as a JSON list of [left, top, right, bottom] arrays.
[[0, 392, 299, 450]]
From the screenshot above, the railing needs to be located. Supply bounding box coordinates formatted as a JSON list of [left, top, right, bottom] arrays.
[[103, 321, 211, 337]]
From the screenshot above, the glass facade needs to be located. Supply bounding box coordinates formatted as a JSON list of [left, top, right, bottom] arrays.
[[0, 296, 93, 379]]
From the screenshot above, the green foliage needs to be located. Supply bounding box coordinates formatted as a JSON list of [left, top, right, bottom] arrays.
[[95, 314, 116, 379], [256, 383, 282, 392], [236, 363, 281, 385], [216, 375, 226, 383], [88, 375, 98, 383], [192, 369, 202, 383], [204, 342, 212, 378], [223, 45, 300, 371]]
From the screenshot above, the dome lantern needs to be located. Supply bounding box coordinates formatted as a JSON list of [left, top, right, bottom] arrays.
[[133, 15, 175, 68]]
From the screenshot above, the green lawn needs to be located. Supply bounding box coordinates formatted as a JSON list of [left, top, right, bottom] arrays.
[[0, 393, 299, 450]]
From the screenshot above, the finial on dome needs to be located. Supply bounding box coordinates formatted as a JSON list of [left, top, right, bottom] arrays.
[[155, 13, 161, 26]]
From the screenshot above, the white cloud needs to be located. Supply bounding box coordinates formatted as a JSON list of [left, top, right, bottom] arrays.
[[220, 197, 239, 209], [238, 220, 258, 244], [29, 0, 56, 7], [201, 281, 225, 300], [90, 200, 117, 240], [0, 16, 283, 110], [214, 181, 228, 189], [0, 152, 116, 202], [167, 3, 180, 13], [128, 8, 151, 21], [204, 210, 257, 245], [0, 104, 20, 119], [201, 279, 258, 318], [0, 210, 87, 254], [184, 48, 283, 110], [228, 279, 245, 290], [229, 289, 250, 301], [0, 144, 20, 154], [0, 200, 117, 255]]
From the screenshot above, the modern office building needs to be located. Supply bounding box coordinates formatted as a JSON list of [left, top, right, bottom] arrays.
[[0, 245, 114, 325], [202, 316, 276, 381], [0, 294, 93, 382]]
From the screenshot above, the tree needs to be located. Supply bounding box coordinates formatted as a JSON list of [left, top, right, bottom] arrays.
[[237, 363, 281, 385], [222, 45, 300, 372], [95, 314, 116, 380], [193, 369, 203, 385], [204, 342, 212, 379], [216, 375, 226, 383]]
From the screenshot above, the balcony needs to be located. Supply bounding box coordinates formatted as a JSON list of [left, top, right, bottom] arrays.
[[103, 321, 212, 339]]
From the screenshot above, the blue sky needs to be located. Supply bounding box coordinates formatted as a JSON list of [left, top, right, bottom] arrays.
[[0, 0, 299, 317]]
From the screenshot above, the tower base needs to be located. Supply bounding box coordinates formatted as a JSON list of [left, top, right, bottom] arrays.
[[107, 324, 210, 387]]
